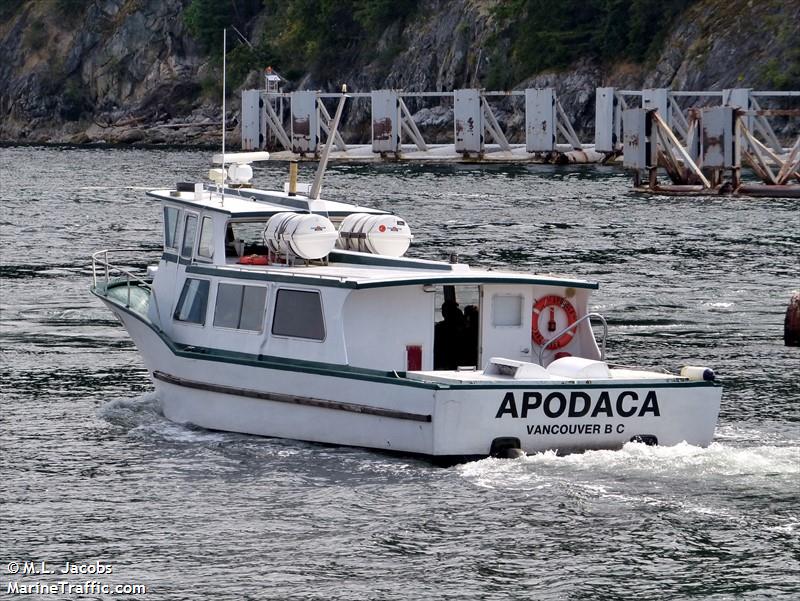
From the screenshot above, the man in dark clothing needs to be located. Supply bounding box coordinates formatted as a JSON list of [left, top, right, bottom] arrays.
[[434, 300, 465, 370]]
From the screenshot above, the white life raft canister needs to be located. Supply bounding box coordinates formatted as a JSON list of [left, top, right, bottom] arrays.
[[264, 212, 338, 260], [336, 214, 412, 257]]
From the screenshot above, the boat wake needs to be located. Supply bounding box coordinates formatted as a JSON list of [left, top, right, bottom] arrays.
[[98, 392, 230, 444], [458, 439, 799, 489]]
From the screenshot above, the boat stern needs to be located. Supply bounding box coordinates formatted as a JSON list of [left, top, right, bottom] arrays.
[[414, 363, 722, 457]]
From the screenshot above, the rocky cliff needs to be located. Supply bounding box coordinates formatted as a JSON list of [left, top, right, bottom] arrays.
[[1, 0, 797, 146]]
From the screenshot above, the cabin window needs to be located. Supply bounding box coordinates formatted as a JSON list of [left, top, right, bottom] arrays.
[[213, 283, 267, 331], [198, 216, 214, 259], [492, 294, 523, 327], [173, 278, 209, 325], [164, 207, 179, 249], [226, 220, 270, 258], [272, 289, 325, 341], [181, 214, 198, 258]]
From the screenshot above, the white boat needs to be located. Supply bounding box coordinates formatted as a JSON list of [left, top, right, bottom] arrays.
[[91, 152, 721, 463]]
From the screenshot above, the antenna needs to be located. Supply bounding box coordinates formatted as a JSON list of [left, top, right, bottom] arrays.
[[221, 28, 227, 205]]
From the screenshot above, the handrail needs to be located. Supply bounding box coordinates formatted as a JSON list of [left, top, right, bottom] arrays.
[[91, 248, 162, 324], [91, 248, 153, 291], [538, 312, 608, 365]]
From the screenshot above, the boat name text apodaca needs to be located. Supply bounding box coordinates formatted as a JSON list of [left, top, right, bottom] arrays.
[[495, 390, 660, 419]]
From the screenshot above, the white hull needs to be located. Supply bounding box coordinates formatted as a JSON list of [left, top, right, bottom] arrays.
[[104, 299, 722, 460]]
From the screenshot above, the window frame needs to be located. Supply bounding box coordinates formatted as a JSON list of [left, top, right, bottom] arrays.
[[270, 288, 326, 342], [181, 212, 199, 259], [491, 293, 524, 328], [172, 277, 210, 326], [163, 206, 181, 250], [197, 215, 215, 261], [212, 282, 268, 334]]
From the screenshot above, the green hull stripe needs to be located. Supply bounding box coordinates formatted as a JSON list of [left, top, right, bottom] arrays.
[[93, 286, 720, 393]]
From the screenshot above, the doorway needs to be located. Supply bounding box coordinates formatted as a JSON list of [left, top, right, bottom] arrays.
[[432, 285, 480, 370]]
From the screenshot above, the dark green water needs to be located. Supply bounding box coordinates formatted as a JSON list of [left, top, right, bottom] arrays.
[[1, 147, 798, 600]]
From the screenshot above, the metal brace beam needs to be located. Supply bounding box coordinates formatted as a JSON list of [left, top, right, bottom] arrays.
[[613, 91, 628, 152], [684, 115, 700, 171], [482, 98, 511, 151], [748, 131, 794, 170], [740, 122, 778, 184], [317, 98, 347, 151], [310, 92, 348, 200], [655, 127, 686, 184], [750, 97, 783, 153], [776, 137, 800, 184], [651, 111, 711, 188], [398, 98, 427, 151], [263, 95, 291, 150], [555, 98, 582, 150], [669, 97, 690, 142], [743, 151, 772, 182]]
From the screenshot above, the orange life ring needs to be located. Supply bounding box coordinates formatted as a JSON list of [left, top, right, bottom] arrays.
[[532, 295, 578, 350]]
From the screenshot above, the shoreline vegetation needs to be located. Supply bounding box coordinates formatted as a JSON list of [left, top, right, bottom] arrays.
[[1, 0, 797, 146]]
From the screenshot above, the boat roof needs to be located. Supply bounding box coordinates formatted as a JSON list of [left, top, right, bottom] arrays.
[[183, 249, 600, 290], [147, 186, 386, 219]]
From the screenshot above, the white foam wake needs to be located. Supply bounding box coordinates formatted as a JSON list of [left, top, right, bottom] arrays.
[[459, 440, 800, 487], [98, 392, 230, 443]]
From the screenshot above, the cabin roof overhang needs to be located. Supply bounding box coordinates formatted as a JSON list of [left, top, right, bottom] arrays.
[[147, 187, 387, 219], [179, 258, 599, 291]]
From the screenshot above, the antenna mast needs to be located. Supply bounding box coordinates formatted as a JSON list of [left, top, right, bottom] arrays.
[[221, 28, 227, 204]]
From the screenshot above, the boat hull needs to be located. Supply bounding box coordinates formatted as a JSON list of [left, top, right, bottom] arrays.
[[99, 296, 722, 459]]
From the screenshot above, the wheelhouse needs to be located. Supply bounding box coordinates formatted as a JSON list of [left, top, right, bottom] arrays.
[[144, 187, 602, 375]]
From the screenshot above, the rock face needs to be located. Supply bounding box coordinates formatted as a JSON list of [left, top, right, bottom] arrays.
[[0, 0, 797, 145], [0, 0, 218, 145]]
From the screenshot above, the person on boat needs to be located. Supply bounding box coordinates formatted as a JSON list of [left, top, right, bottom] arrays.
[[462, 304, 479, 367], [434, 300, 466, 370]]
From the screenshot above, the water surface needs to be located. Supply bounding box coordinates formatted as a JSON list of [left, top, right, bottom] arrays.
[[1, 147, 798, 599]]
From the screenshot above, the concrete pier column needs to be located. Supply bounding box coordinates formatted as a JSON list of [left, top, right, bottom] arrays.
[[525, 88, 556, 152], [371, 90, 400, 153], [723, 88, 753, 133], [240, 89, 262, 150], [594, 87, 617, 153], [454, 89, 484, 154], [291, 91, 319, 154], [643, 89, 669, 127]]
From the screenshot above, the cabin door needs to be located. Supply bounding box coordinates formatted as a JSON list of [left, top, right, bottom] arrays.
[[479, 285, 535, 369]]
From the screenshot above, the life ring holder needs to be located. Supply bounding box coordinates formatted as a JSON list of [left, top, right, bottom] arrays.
[[532, 295, 578, 350]]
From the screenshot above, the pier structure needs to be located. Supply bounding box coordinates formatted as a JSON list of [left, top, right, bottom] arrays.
[[242, 87, 595, 163], [241, 86, 798, 189], [620, 90, 800, 197]]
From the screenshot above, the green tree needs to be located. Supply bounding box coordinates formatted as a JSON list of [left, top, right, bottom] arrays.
[[492, 0, 698, 80], [184, 0, 263, 54]]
